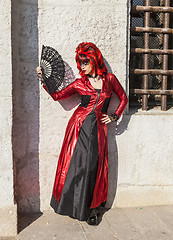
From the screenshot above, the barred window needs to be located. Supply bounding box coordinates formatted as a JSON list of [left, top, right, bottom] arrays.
[[130, 0, 173, 110]]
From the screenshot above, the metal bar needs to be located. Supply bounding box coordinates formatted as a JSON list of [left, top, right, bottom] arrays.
[[131, 6, 173, 13], [142, 0, 150, 110], [130, 89, 173, 95], [131, 26, 173, 34], [161, 0, 170, 111], [131, 48, 173, 54], [130, 69, 173, 75]]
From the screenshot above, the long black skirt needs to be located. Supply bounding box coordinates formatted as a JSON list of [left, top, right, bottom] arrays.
[[50, 110, 100, 221]]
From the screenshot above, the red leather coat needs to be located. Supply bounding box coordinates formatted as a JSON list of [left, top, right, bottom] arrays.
[[43, 73, 128, 208]]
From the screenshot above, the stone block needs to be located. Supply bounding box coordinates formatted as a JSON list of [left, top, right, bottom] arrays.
[[114, 185, 173, 208], [39, 0, 124, 7], [0, 205, 17, 237]]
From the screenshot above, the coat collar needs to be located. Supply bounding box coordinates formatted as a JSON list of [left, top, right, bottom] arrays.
[[82, 73, 107, 93]]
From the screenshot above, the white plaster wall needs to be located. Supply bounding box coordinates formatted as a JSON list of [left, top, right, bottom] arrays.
[[0, 0, 17, 236], [10, 0, 173, 214], [38, 0, 129, 211], [114, 111, 173, 207]]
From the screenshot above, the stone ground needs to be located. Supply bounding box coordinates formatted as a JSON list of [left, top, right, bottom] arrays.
[[1, 205, 173, 240]]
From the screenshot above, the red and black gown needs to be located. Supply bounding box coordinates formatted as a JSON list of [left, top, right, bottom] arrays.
[[43, 73, 128, 221]]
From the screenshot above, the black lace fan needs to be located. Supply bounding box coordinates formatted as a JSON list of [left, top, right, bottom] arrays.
[[40, 45, 65, 94]]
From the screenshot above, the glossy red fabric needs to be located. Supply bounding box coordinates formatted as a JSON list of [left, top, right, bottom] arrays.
[[43, 73, 128, 209]]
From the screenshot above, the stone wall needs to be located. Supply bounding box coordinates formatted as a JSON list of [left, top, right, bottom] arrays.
[[114, 111, 173, 207], [12, 0, 40, 213], [38, 0, 173, 211], [1, 0, 172, 237], [0, 0, 17, 237], [5, 0, 173, 222]]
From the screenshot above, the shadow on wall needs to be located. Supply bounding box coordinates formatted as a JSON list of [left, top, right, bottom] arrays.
[[12, 0, 40, 220], [102, 60, 130, 209], [106, 94, 130, 209], [57, 61, 81, 110]]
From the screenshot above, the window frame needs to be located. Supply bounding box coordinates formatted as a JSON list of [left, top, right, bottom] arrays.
[[129, 0, 173, 111]]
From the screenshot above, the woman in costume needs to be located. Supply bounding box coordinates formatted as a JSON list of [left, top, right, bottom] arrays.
[[36, 42, 128, 225]]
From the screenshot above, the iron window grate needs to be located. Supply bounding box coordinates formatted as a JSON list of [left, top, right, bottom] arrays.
[[130, 0, 173, 110]]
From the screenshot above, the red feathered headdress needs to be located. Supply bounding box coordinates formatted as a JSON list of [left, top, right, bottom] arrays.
[[75, 42, 107, 77]]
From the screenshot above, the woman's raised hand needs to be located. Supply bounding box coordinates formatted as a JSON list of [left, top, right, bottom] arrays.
[[36, 66, 43, 78], [36, 66, 45, 85]]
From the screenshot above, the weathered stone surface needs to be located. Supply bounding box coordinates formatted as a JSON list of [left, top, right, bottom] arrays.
[[0, 205, 17, 237], [5, 206, 173, 240], [0, 0, 17, 237], [114, 113, 173, 207], [38, 4, 127, 82], [9, 0, 173, 217], [12, 0, 40, 213]]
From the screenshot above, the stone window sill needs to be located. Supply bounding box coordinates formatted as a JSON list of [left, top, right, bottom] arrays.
[[127, 106, 173, 115]]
